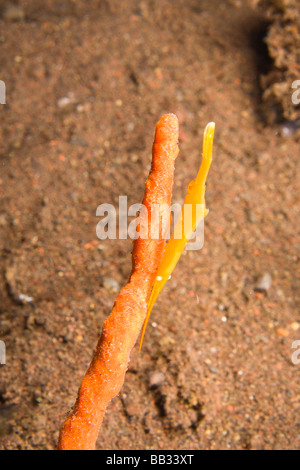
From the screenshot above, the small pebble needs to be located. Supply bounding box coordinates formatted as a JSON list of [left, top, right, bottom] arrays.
[[103, 278, 120, 293], [18, 294, 33, 303], [57, 93, 76, 109], [247, 209, 257, 223], [280, 120, 300, 138], [76, 103, 91, 113], [254, 272, 272, 292], [0, 214, 7, 226], [130, 154, 139, 162], [290, 322, 300, 331], [276, 328, 289, 338], [149, 371, 165, 388], [127, 122, 135, 132], [97, 243, 106, 251]]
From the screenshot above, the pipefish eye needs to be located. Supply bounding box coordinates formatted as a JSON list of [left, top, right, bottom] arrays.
[[188, 181, 196, 191]]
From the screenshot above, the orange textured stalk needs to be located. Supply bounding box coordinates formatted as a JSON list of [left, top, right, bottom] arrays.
[[58, 114, 179, 450]]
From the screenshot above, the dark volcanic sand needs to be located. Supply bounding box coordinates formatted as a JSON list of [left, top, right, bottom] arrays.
[[0, 0, 299, 450]]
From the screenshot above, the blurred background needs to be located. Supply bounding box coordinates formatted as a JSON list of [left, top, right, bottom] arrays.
[[0, 0, 299, 450]]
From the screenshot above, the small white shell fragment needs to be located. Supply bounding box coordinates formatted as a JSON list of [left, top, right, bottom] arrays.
[[19, 294, 33, 303], [254, 272, 272, 292]]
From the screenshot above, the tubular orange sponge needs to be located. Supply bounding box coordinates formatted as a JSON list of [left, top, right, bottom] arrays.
[[58, 114, 179, 450]]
